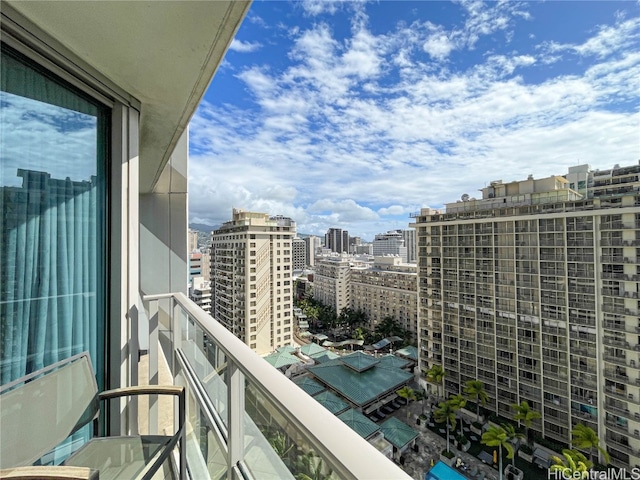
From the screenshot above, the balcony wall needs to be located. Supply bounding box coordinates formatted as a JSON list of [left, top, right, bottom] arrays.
[[141, 292, 409, 479]]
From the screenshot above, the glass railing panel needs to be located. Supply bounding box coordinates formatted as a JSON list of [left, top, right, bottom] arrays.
[[244, 377, 336, 480], [177, 368, 228, 479], [180, 315, 230, 430]]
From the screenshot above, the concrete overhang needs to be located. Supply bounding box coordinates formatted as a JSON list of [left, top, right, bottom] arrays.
[[4, 0, 251, 192]]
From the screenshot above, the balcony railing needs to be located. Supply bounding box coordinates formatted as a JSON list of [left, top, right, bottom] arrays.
[[141, 292, 409, 480]]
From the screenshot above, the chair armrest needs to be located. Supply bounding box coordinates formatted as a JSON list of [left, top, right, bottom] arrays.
[[98, 385, 183, 401], [0, 466, 98, 480]]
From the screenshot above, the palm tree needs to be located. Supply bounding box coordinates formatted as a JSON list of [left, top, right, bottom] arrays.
[[425, 364, 446, 400], [449, 393, 467, 437], [464, 380, 488, 422], [481, 425, 514, 480], [414, 388, 427, 415], [396, 386, 416, 418], [550, 449, 592, 480], [502, 423, 525, 467], [434, 400, 457, 454], [511, 400, 541, 444], [572, 423, 610, 465]]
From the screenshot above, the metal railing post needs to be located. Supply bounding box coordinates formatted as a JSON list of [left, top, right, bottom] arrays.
[[227, 361, 245, 473], [149, 298, 159, 434]]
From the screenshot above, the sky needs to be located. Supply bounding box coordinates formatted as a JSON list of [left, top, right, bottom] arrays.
[[188, 0, 640, 241]]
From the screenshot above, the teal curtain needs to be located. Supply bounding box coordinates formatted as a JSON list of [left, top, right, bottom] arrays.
[[0, 45, 107, 390]]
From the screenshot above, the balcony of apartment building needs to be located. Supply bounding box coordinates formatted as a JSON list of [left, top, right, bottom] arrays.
[[136, 293, 410, 479], [0, 3, 410, 479]]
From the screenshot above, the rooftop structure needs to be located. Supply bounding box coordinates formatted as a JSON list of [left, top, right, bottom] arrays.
[[307, 352, 413, 409]]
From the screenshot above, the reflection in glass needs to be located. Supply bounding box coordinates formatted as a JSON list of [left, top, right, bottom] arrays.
[[0, 46, 108, 394]]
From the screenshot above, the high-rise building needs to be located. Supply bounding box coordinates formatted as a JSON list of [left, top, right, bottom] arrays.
[[351, 257, 417, 338], [189, 276, 212, 314], [293, 237, 306, 270], [325, 227, 349, 254], [413, 168, 640, 467], [189, 252, 204, 282], [0, 4, 408, 478], [313, 256, 352, 313], [373, 230, 407, 262], [353, 243, 374, 255], [188, 228, 199, 252], [304, 235, 320, 267], [402, 229, 417, 263], [210, 209, 295, 355]]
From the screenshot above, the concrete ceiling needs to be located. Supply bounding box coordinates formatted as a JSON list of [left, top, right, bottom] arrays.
[[6, 0, 250, 192]]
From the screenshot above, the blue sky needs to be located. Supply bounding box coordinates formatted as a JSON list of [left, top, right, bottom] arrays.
[[188, 0, 640, 240]]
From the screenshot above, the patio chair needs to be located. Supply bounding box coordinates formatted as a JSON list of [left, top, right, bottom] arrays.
[[0, 352, 185, 480]]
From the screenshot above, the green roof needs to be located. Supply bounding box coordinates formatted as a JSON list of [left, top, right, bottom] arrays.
[[338, 351, 379, 372], [379, 417, 419, 449], [293, 376, 326, 396], [311, 351, 339, 364], [300, 342, 327, 356], [377, 355, 409, 369], [262, 348, 301, 369], [313, 390, 349, 415], [308, 357, 412, 406], [395, 346, 418, 361], [337, 409, 380, 439]]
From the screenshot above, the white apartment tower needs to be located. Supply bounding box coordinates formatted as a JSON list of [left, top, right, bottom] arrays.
[[313, 256, 352, 313], [293, 237, 307, 270], [373, 230, 407, 263], [189, 276, 212, 314], [304, 235, 320, 267], [210, 209, 294, 355], [188, 228, 199, 252], [402, 229, 417, 263], [413, 167, 640, 468]]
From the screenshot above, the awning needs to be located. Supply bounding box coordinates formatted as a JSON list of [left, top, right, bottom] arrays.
[[533, 448, 552, 468], [363, 393, 398, 414]]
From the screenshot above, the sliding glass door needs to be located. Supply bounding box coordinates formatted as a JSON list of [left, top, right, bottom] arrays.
[[0, 44, 108, 391]]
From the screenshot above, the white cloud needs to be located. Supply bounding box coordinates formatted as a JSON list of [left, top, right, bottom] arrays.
[[423, 31, 455, 61], [229, 39, 262, 53], [188, 5, 640, 239], [300, 0, 340, 17], [538, 17, 640, 60], [378, 205, 408, 216]]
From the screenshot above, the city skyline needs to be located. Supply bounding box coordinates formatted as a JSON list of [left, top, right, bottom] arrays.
[[188, 0, 640, 240]]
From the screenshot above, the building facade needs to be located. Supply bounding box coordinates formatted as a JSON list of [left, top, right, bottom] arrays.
[[402, 229, 417, 263], [188, 228, 199, 252], [326, 228, 350, 254], [350, 257, 418, 339], [304, 235, 320, 267], [210, 209, 294, 354], [189, 276, 212, 314], [293, 237, 307, 270], [372, 230, 407, 263], [313, 256, 352, 313], [413, 170, 640, 467]]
